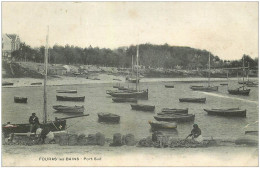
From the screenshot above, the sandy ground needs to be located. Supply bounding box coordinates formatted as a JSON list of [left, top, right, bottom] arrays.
[[2, 144, 258, 166]]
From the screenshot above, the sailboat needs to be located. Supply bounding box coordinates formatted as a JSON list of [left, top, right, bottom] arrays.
[[190, 53, 218, 92], [2, 27, 88, 136], [109, 45, 148, 99], [228, 56, 250, 96], [126, 55, 140, 83]]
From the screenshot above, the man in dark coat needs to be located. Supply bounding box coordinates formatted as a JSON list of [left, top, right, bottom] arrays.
[[29, 113, 40, 133], [186, 124, 201, 139]]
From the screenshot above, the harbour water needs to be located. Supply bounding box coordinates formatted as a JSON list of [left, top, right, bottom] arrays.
[[2, 78, 258, 140]]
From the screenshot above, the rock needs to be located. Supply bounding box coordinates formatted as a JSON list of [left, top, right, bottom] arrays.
[[68, 134, 78, 146], [125, 134, 135, 146], [137, 136, 153, 147], [87, 134, 96, 145], [96, 132, 105, 146], [110, 133, 122, 146], [59, 134, 69, 146], [78, 134, 87, 146]]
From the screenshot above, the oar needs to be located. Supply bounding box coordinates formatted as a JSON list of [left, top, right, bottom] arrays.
[[55, 114, 89, 120]]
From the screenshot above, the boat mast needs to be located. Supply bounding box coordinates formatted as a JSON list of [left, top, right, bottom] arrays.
[[242, 56, 245, 90], [208, 53, 210, 87], [131, 55, 134, 75], [43, 26, 49, 124], [247, 62, 249, 82], [136, 45, 139, 91]]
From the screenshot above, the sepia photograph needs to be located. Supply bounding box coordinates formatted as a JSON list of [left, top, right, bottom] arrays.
[[1, 1, 259, 166]]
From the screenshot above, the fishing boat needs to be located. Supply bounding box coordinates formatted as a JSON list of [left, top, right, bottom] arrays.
[[220, 83, 228, 86], [130, 104, 155, 112], [148, 120, 177, 129], [53, 105, 84, 113], [14, 97, 27, 103], [228, 56, 250, 96], [165, 85, 174, 88], [110, 45, 148, 99], [2, 28, 89, 137], [31, 82, 42, 85], [97, 112, 120, 123], [161, 108, 188, 114], [204, 108, 246, 117], [56, 90, 77, 93], [190, 53, 218, 92], [112, 98, 137, 103], [56, 95, 85, 102], [179, 98, 206, 103], [2, 82, 14, 86], [154, 114, 195, 122]]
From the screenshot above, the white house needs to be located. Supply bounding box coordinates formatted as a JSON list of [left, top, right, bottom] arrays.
[[2, 34, 21, 59]]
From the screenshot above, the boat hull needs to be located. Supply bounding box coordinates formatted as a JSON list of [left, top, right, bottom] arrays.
[[161, 108, 188, 114], [228, 89, 250, 96], [154, 114, 195, 122], [56, 90, 77, 93], [131, 104, 155, 111], [179, 98, 206, 103], [2, 120, 66, 136], [165, 85, 174, 88], [204, 109, 246, 117], [53, 105, 84, 113], [190, 86, 218, 92], [56, 95, 85, 102], [110, 90, 148, 99], [97, 113, 120, 122], [112, 98, 137, 103], [14, 97, 27, 103]]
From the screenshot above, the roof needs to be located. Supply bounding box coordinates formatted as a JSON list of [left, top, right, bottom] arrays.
[[6, 34, 19, 41]]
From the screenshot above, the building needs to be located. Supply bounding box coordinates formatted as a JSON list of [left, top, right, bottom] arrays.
[[2, 34, 21, 59]]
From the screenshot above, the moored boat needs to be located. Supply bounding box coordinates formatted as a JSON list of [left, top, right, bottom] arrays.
[[97, 112, 120, 122], [179, 98, 206, 103], [2, 82, 14, 86], [154, 114, 195, 122], [14, 97, 27, 103], [56, 90, 77, 93], [53, 105, 84, 113], [112, 98, 137, 103], [165, 85, 174, 88], [131, 104, 155, 112], [110, 89, 148, 99], [220, 83, 228, 86], [204, 108, 246, 117], [161, 108, 188, 114], [56, 95, 85, 102], [148, 120, 177, 129], [31, 82, 42, 85], [228, 88, 250, 96], [190, 86, 218, 92]]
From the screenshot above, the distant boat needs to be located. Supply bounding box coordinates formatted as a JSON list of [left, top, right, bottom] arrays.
[[130, 104, 155, 112], [91, 78, 100, 80], [190, 53, 218, 92], [148, 120, 177, 129], [56, 95, 85, 102], [112, 98, 137, 103], [220, 83, 228, 86], [56, 90, 77, 93], [31, 82, 42, 85], [246, 82, 258, 87], [154, 114, 195, 122], [2, 82, 13, 86], [228, 88, 250, 96], [161, 108, 188, 114], [113, 78, 122, 81], [53, 105, 84, 113], [118, 86, 131, 90], [97, 112, 120, 123], [14, 97, 27, 103], [204, 108, 246, 117], [110, 90, 148, 99], [165, 85, 174, 88], [179, 98, 206, 103], [228, 56, 250, 96]]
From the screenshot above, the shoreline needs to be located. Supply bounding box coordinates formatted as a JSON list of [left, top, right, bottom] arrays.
[[2, 75, 258, 88]]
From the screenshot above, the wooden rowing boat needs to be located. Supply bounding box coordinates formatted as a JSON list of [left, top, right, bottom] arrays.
[[112, 98, 137, 103], [56, 90, 77, 93], [53, 105, 84, 113], [154, 114, 195, 122], [97, 112, 120, 123], [148, 120, 177, 129], [131, 104, 155, 112], [179, 98, 206, 103], [56, 95, 85, 102], [14, 97, 27, 103], [204, 108, 246, 117], [161, 108, 188, 114]]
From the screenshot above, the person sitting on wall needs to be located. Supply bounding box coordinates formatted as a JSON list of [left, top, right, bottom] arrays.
[[29, 113, 40, 133]]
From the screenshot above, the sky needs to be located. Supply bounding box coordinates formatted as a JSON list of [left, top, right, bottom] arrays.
[[2, 2, 258, 60]]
